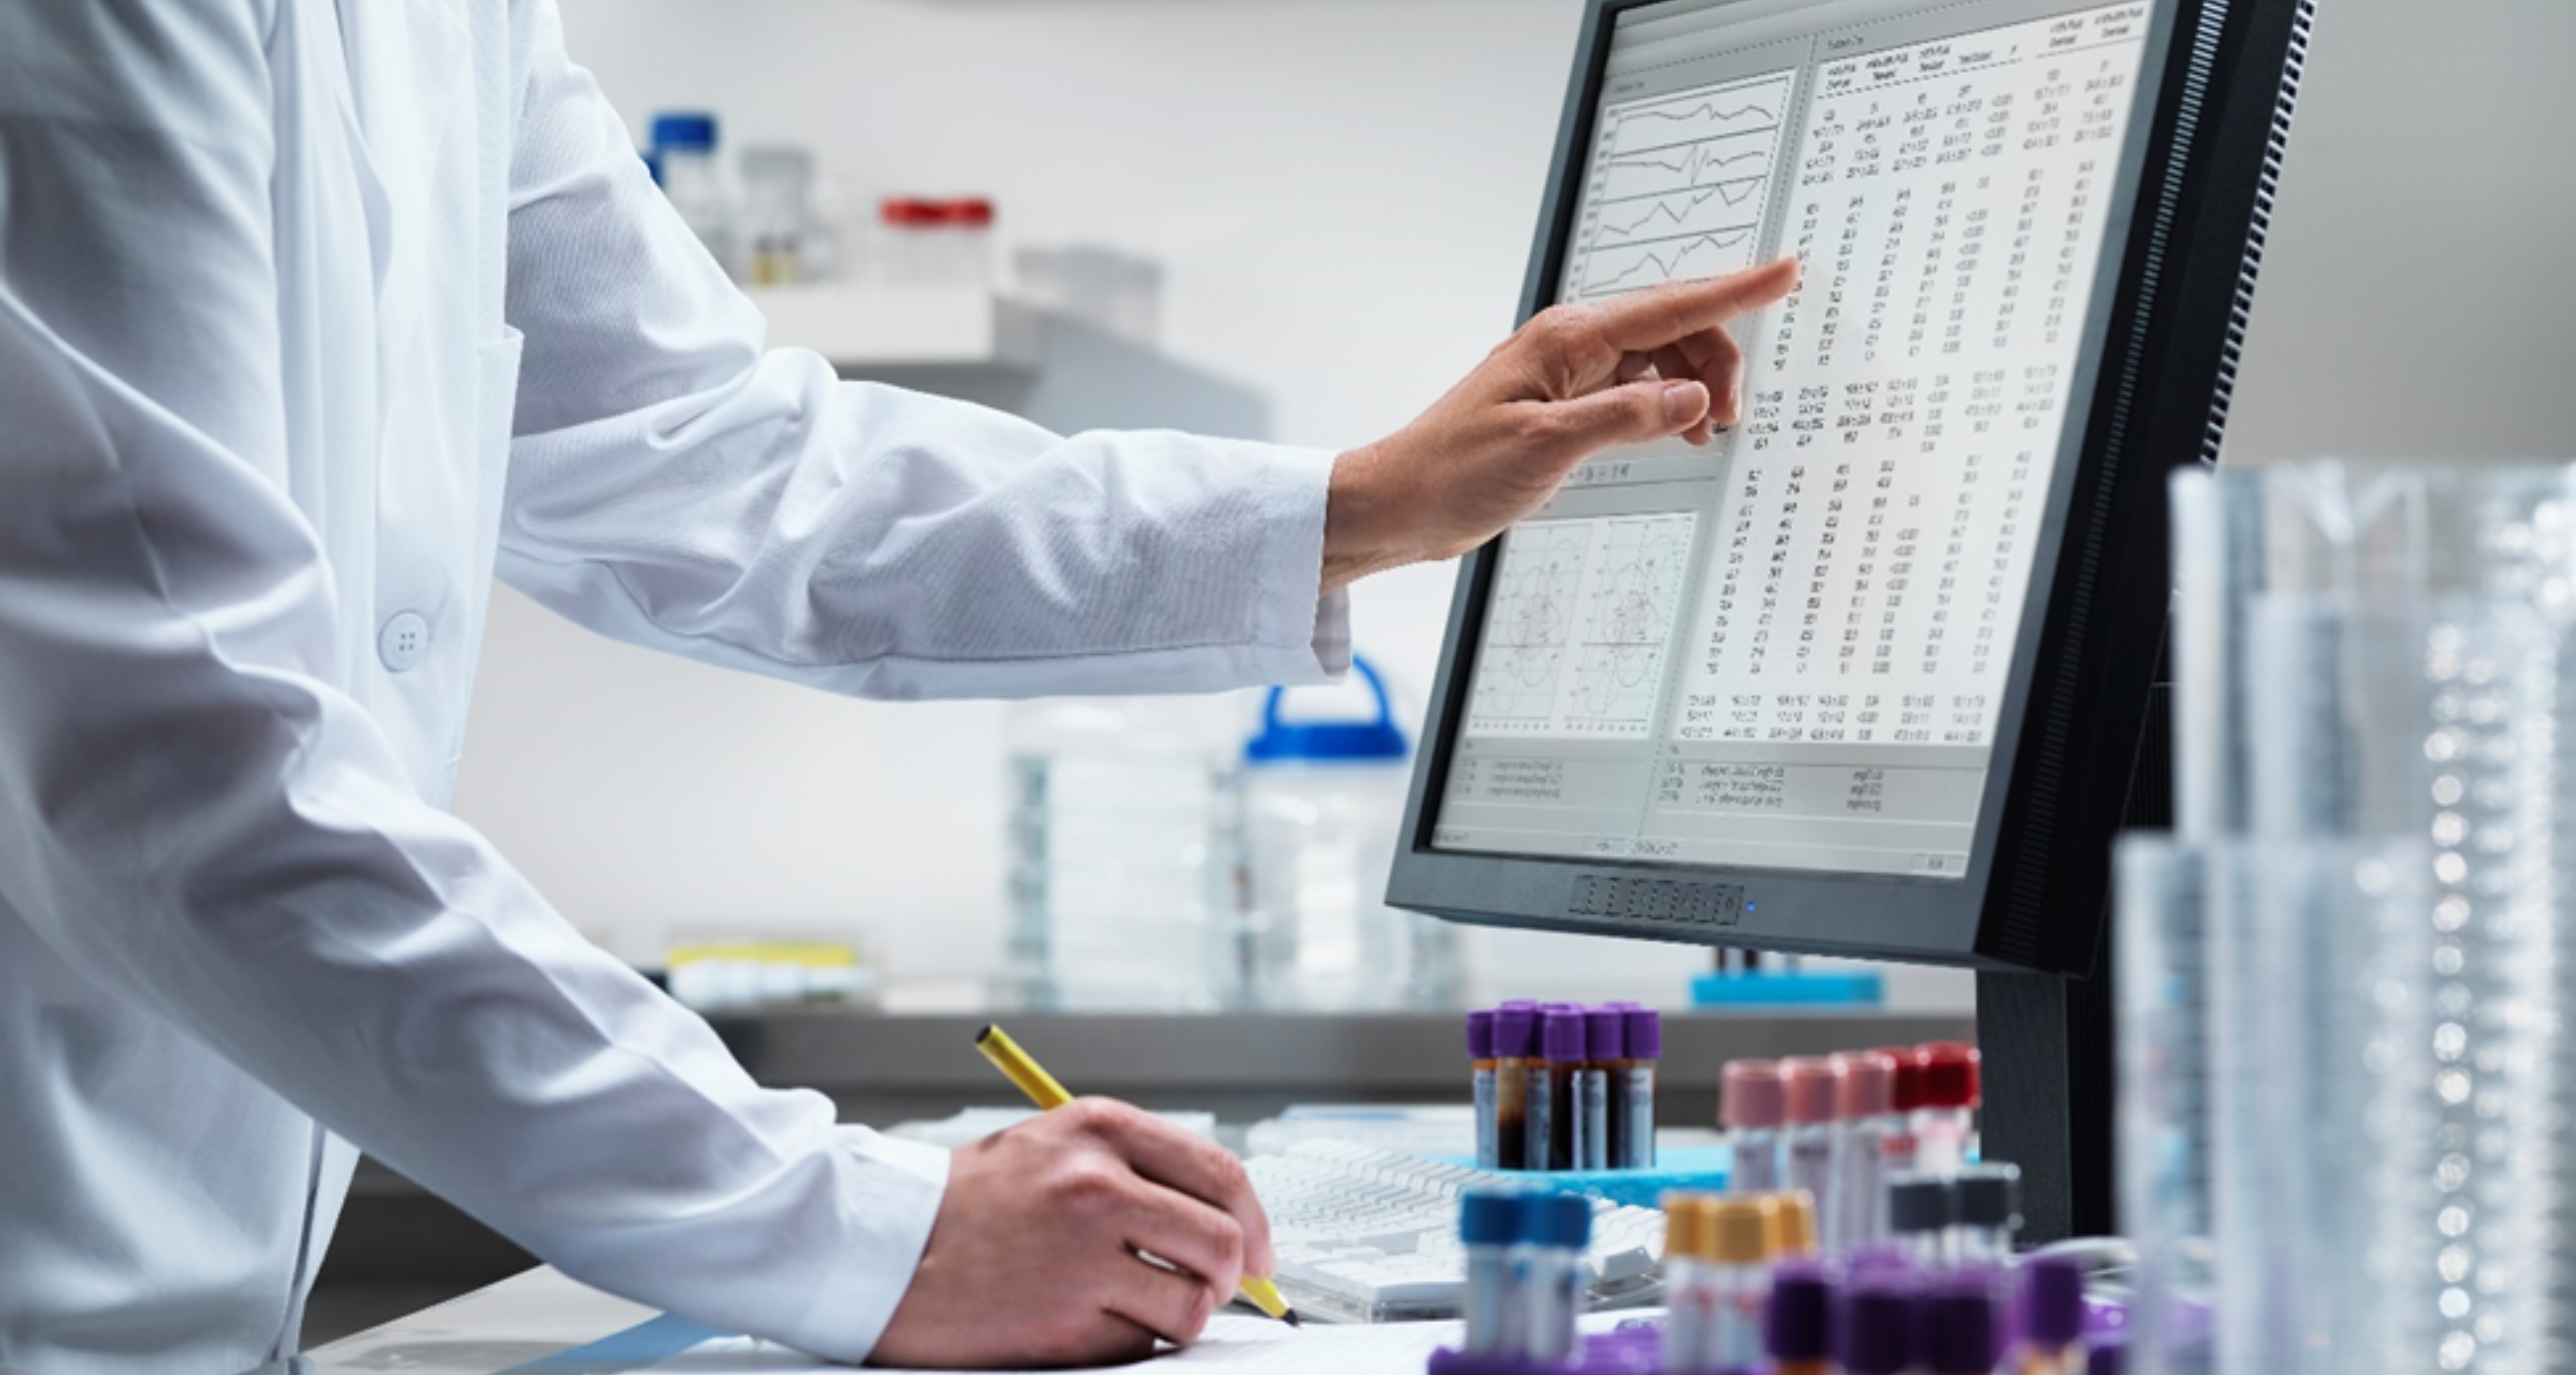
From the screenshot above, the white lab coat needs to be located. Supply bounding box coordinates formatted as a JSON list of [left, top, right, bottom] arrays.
[[0, 3, 1344, 1371]]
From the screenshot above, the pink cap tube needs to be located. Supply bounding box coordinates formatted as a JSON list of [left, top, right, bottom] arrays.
[[1722, 1059, 1787, 1130], [1833, 1049, 1900, 1117], [1781, 1055, 1843, 1124]]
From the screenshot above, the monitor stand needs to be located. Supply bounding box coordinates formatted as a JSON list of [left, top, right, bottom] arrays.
[[1977, 968, 2116, 1240], [1975, 681, 2171, 1242]]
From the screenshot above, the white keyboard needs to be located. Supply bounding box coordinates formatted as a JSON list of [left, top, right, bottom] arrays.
[[1248, 1140, 1665, 1323]]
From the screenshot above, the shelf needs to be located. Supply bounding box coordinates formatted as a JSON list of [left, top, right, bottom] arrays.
[[704, 1007, 1975, 1128], [744, 282, 1042, 375]]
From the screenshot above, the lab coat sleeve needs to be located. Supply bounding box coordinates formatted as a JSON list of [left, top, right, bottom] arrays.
[[0, 6, 942, 1362], [494, 4, 1350, 700]]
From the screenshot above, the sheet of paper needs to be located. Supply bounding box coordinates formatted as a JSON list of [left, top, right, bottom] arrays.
[[593, 1314, 1466, 1375]]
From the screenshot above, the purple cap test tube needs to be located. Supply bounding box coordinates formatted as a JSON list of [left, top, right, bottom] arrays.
[[1585, 1006, 1625, 1060], [1623, 1005, 1663, 1058], [1620, 1006, 1661, 1168], [2019, 1254, 2090, 1352], [1467, 1009, 1500, 1169], [1527, 1007, 1587, 1170], [1542, 1005, 1589, 1062], [1923, 1278, 1998, 1375], [1765, 1263, 1834, 1366], [1576, 1006, 1624, 1173], [1836, 1277, 1921, 1375], [1493, 1005, 1536, 1171]]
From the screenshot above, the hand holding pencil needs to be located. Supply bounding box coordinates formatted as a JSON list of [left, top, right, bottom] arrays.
[[869, 1026, 1292, 1367], [974, 1025, 1300, 1326]]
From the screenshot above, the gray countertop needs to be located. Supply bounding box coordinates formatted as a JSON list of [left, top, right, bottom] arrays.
[[703, 1006, 1975, 1127]]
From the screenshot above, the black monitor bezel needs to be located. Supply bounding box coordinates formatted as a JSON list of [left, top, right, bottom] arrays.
[[1388, 0, 2305, 976]]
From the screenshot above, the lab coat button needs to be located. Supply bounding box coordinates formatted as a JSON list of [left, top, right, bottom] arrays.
[[378, 612, 432, 672]]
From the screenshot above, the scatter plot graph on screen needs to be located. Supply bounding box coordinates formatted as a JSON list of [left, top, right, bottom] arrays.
[[1567, 516, 1697, 734], [1569, 71, 1795, 302], [1465, 515, 1700, 738], [1467, 523, 1589, 733]]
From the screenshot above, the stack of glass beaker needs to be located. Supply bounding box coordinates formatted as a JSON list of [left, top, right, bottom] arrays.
[[2122, 462, 2576, 1375]]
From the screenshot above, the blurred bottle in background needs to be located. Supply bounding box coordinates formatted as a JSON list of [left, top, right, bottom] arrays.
[[738, 143, 814, 286], [647, 111, 738, 279], [876, 197, 996, 289], [801, 171, 851, 285], [1005, 698, 1241, 1011], [1240, 659, 1462, 1011]]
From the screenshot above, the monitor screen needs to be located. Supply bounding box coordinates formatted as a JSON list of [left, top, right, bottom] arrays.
[[1430, 0, 2159, 881]]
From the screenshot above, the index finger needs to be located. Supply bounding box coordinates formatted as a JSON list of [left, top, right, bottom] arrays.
[[1589, 256, 1800, 356], [1076, 1099, 1277, 1277]]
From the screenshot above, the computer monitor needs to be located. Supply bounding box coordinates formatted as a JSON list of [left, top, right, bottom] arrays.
[[1388, 0, 2309, 1235]]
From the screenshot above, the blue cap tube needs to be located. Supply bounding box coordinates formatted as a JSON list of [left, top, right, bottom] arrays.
[[1459, 1192, 1525, 1356], [1524, 1193, 1593, 1362]]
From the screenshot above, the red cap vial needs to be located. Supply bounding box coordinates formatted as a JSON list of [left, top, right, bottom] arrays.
[[1917, 1041, 1981, 1110]]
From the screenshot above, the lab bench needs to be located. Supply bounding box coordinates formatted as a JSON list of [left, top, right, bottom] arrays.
[[283, 1267, 654, 1374], [309, 1007, 1973, 1346]]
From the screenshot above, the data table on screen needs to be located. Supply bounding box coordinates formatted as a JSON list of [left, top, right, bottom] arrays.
[[1441, 0, 2156, 875], [1680, 5, 2149, 751]]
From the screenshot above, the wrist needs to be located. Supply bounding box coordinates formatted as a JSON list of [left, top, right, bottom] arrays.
[[1321, 444, 1421, 594]]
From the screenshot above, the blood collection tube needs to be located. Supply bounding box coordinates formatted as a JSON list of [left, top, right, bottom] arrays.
[[1576, 1007, 1615, 1171], [2013, 1254, 2090, 1375], [1469, 1010, 1500, 1171], [1781, 1056, 1842, 1240], [1708, 1196, 1778, 1369], [1912, 1042, 1981, 1176], [1459, 1190, 1526, 1356], [1523, 1192, 1592, 1362], [1721, 1059, 1786, 1194], [1598, 1003, 1639, 1169], [1616, 1004, 1661, 1167], [1527, 1005, 1587, 1171], [1878, 1044, 1929, 1176], [1924, 1275, 2000, 1375], [1660, 1195, 1721, 1375], [1887, 1171, 1953, 1270], [1832, 1049, 1902, 1249], [1949, 1163, 2021, 1265], [1493, 1005, 1535, 1170], [1772, 1189, 1820, 1260], [1838, 1273, 1924, 1375], [1764, 1262, 1834, 1375]]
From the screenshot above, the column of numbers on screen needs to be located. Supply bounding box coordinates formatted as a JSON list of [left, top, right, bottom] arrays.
[[1674, 3, 2148, 750]]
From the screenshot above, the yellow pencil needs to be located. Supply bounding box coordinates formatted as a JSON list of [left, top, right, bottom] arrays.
[[972, 1023, 1302, 1328]]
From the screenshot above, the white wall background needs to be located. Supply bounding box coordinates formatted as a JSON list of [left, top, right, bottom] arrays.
[[452, 0, 2575, 1007], [2222, 0, 2576, 463]]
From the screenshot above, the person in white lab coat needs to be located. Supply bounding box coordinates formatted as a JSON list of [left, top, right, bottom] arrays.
[[0, 4, 1796, 1373]]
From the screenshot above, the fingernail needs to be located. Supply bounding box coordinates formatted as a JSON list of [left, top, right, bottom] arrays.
[[1662, 381, 1705, 426]]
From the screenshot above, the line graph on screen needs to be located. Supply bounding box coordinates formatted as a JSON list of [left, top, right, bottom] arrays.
[[1569, 70, 1796, 301]]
